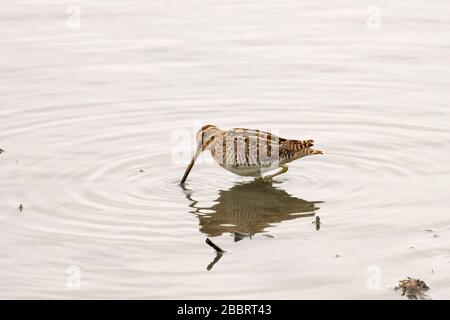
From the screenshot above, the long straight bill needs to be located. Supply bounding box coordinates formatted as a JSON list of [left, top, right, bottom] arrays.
[[180, 147, 201, 184]]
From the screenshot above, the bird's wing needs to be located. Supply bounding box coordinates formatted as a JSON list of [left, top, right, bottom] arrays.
[[231, 128, 284, 143], [220, 129, 283, 166]]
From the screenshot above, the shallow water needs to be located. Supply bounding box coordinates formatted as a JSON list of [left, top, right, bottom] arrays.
[[1, 0, 450, 299]]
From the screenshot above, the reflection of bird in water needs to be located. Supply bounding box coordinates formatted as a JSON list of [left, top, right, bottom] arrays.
[[182, 179, 322, 270], [183, 179, 321, 238]]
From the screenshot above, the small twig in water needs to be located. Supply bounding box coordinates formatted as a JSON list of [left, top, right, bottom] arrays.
[[205, 238, 225, 253], [312, 216, 321, 231], [18, 204, 23, 212]]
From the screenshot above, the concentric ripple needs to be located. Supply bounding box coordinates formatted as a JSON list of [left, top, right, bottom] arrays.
[[2, 100, 447, 239]]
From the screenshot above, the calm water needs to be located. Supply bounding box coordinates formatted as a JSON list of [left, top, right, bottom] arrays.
[[1, 0, 450, 299]]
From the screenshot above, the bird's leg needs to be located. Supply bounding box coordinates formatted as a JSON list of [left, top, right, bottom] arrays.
[[263, 165, 289, 181]]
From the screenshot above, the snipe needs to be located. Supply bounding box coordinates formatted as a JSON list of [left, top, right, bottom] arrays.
[[181, 125, 323, 184]]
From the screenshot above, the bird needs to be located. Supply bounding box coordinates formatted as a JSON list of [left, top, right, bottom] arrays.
[[180, 125, 323, 184]]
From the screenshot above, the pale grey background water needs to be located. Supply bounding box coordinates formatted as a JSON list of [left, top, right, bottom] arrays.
[[1, 0, 450, 299]]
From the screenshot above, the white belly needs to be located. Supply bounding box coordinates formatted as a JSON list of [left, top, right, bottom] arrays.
[[219, 164, 277, 177]]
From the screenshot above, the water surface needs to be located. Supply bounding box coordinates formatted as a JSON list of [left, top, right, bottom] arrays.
[[1, 0, 450, 299]]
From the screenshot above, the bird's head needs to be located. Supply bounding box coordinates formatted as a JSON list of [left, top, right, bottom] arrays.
[[196, 124, 219, 151]]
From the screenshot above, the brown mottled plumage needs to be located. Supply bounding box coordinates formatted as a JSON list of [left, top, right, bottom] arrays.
[[181, 125, 323, 184]]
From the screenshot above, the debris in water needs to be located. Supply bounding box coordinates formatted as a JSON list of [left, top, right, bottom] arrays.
[[312, 216, 321, 231], [232, 231, 251, 242], [18, 204, 23, 212], [395, 277, 430, 300], [139, 169, 145, 173], [425, 229, 434, 232], [262, 234, 275, 239], [336, 254, 340, 258], [205, 238, 225, 253], [0, 148, 4, 154]]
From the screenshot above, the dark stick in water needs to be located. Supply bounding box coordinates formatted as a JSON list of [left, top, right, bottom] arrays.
[[205, 238, 225, 253]]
